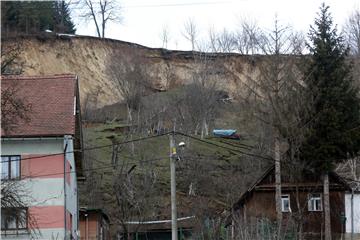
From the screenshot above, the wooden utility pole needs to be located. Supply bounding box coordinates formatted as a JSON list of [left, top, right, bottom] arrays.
[[169, 133, 178, 240]]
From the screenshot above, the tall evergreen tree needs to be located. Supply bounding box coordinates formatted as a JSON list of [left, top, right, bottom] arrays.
[[53, 1, 76, 34], [301, 4, 360, 239], [302, 3, 360, 171], [1, 1, 76, 35]]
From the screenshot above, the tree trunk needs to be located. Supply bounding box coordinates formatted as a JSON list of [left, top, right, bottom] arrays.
[[87, 1, 101, 38], [275, 135, 282, 238], [204, 120, 209, 136], [201, 118, 207, 139], [324, 172, 332, 240], [295, 184, 303, 240], [126, 105, 133, 124], [101, 9, 105, 38]]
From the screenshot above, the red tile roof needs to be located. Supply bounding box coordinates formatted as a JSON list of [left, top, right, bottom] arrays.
[[1, 74, 78, 137]]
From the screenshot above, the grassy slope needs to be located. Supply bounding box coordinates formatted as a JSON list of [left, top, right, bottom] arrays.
[[79, 111, 265, 222]]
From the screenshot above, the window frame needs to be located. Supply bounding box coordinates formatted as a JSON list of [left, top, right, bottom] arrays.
[[308, 193, 323, 212], [1, 155, 21, 180], [281, 194, 291, 212], [1, 207, 28, 231]]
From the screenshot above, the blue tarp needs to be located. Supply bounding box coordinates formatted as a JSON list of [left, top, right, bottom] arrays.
[[213, 129, 237, 136]]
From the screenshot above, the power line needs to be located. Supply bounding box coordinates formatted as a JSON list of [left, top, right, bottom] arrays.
[[175, 131, 273, 162], [3, 130, 359, 186], [1, 131, 263, 164], [1, 131, 273, 179], [6, 130, 355, 182], [0, 132, 171, 163], [18, 156, 167, 179], [10, 1, 233, 10], [119, 1, 233, 9]]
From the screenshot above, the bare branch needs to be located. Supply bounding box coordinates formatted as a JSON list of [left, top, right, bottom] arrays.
[[79, 0, 122, 38], [344, 8, 360, 55], [183, 18, 199, 51]]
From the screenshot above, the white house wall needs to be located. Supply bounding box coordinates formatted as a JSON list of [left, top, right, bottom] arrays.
[[345, 193, 360, 233], [64, 135, 79, 239], [1, 138, 64, 155], [1, 137, 79, 240]]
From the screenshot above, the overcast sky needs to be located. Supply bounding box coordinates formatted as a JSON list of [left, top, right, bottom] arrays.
[[73, 0, 360, 50]]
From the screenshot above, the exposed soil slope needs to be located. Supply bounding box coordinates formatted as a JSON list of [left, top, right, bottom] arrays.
[[3, 35, 260, 107]]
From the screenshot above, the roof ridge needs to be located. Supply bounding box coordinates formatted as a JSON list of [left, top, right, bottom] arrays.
[[1, 74, 76, 80]]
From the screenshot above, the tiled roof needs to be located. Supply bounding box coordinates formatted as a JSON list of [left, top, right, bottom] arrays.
[[1, 74, 78, 137]]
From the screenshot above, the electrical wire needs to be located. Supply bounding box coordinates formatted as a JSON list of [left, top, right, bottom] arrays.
[[175, 131, 273, 162], [1, 131, 268, 163], [17, 156, 167, 179], [3, 130, 359, 185], [0, 131, 272, 179], [5, 1, 233, 10], [0, 132, 171, 163]]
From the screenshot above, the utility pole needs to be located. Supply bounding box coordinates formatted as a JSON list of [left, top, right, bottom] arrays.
[[169, 132, 178, 240]]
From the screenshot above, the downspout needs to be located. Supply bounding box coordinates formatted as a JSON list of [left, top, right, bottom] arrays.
[[64, 142, 68, 240], [76, 184, 79, 239]]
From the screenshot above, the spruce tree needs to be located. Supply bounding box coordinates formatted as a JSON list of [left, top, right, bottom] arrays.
[[53, 1, 76, 34], [1, 1, 76, 35], [301, 3, 360, 171], [301, 4, 360, 239]]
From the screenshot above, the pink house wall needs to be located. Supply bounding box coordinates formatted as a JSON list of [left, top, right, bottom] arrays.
[[21, 154, 64, 179], [29, 206, 65, 229]]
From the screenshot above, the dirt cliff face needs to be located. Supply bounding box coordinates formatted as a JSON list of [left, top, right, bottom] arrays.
[[4, 35, 260, 107]]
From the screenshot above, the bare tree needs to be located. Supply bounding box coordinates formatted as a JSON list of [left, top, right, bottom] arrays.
[[113, 164, 158, 239], [208, 27, 235, 53], [82, 85, 104, 122], [108, 50, 149, 124], [1, 41, 24, 75], [183, 18, 199, 51], [159, 25, 171, 49], [80, 0, 122, 38], [236, 18, 310, 239], [1, 81, 32, 134], [234, 18, 265, 55], [1, 180, 39, 237], [336, 156, 360, 190], [184, 56, 220, 138], [217, 28, 236, 53], [163, 51, 222, 138], [103, 136, 163, 239], [208, 26, 219, 52], [344, 8, 360, 55], [344, 9, 360, 91]]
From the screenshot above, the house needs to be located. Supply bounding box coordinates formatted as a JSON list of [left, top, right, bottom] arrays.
[[231, 166, 350, 240], [1, 74, 83, 239], [79, 208, 110, 240]]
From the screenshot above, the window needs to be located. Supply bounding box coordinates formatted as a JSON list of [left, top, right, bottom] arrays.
[[281, 195, 291, 212], [308, 193, 322, 211], [1, 208, 28, 231], [1, 156, 20, 180]]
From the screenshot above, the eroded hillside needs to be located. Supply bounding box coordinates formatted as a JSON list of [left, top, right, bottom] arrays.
[[3, 35, 260, 107]]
